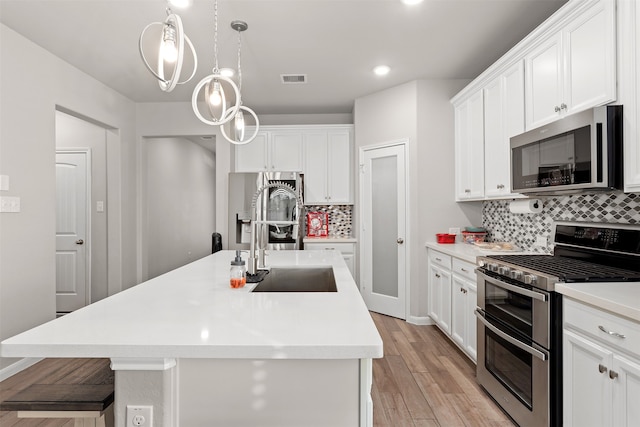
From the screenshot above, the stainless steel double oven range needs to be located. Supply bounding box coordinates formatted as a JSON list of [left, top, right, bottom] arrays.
[[475, 222, 640, 427]]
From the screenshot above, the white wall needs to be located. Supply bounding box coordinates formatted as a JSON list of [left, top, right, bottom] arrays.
[[0, 24, 137, 370], [144, 137, 216, 280], [354, 80, 482, 322]]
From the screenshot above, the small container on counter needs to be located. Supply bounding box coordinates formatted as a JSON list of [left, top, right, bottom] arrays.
[[436, 233, 456, 244], [230, 250, 247, 288], [461, 231, 487, 244]]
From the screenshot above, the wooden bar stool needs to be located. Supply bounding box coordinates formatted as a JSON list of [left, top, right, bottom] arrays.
[[0, 383, 114, 427]]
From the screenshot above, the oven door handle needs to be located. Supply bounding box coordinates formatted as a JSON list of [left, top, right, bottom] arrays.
[[476, 270, 548, 302], [475, 309, 549, 361]]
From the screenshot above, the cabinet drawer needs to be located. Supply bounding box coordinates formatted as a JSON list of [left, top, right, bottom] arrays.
[[564, 298, 640, 357], [452, 258, 476, 281], [428, 251, 451, 269], [305, 242, 354, 255]]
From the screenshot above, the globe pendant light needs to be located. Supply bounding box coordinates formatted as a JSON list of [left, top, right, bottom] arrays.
[[191, 0, 240, 126], [220, 21, 260, 145], [139, 2, 198, 92]]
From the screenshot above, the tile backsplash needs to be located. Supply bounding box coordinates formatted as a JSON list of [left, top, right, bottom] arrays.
[[482, 192, 640, 253], [304, 205, 353, 237]]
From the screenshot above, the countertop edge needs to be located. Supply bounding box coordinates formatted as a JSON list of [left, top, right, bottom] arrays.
[[555, 283, 640, 323]]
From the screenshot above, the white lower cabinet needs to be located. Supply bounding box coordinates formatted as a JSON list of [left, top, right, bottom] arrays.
[[428, 249, 477, 361], [305, 241, 356, 279], [563, 298, 640, 427], [450, 258, 477, 362]]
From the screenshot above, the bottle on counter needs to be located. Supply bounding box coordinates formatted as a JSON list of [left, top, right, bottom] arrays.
[[230, 250, 247, 288]]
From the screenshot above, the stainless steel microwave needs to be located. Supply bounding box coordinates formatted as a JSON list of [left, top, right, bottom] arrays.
[[510, 105, 623, 194]]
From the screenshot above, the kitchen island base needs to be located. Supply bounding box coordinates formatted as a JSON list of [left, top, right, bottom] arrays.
[[111, 357, 372, 427]]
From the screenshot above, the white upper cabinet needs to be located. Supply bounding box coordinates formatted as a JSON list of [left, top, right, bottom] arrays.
[[619, 0, 640, 193], [454, 90, 485, 201], [484, 61, 525, 199], [525, 0, 616, 129], [235, 128, 303, 172], [303, 127, 353, 204], [525, 33, 564, 128], [452, 0, 621, 200]]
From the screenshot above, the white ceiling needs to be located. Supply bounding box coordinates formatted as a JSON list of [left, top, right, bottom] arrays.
[[0, 0, 567, 115]]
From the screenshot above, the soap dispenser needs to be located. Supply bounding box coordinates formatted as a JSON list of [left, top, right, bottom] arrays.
[[230, 250, 247, 288]]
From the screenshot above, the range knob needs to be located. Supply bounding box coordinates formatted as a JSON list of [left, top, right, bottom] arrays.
[[523, 274, 538, 285], [498, 266, 511, 276], [510, 270, 523, 280], [487, 263, 498, 272]]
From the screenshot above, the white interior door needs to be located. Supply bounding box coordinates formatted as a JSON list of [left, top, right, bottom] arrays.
[[360, 142, 407, 319], [56, 150, 90, 313]]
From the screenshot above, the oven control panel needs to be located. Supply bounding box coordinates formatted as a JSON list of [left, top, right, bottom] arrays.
[[479, 258, 552, 291]]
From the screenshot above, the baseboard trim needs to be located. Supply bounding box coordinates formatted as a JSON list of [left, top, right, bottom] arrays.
[[0, 357, 43, 382], [406, 315, 434, 326]]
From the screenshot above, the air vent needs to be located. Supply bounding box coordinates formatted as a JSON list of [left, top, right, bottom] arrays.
[[281, 74, 307, 84]]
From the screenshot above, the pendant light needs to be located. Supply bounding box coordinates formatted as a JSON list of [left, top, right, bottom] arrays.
[[139, 2, 198, 92], [220, 21, 260, 145], [191, 0, 240, 126]]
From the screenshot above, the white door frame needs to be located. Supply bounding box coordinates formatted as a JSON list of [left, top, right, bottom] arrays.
[[56, 148, 92, 309], [358, 139, 410, 319]]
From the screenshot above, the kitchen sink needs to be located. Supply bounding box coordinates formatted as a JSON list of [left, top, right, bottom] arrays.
[[251, 267, 337, 292]]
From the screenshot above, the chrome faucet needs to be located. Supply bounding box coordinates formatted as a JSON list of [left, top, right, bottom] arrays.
[[248, 182, 303, 275]]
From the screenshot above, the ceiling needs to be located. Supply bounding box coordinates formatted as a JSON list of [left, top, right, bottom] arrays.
[[0, 0, 567, 115]]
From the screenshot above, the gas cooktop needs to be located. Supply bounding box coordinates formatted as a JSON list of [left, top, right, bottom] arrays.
[[486, 254, 640, 283], [478, 222, 640, 291]]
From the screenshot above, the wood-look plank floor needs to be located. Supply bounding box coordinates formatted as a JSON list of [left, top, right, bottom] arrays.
[[370, 312, 515, 427], [0, 358, 113, 427], [0, 314, 513, 426]]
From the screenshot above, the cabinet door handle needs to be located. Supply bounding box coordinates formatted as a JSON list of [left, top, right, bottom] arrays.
[[435, 273, 441, 278], [554, 106, 561, 112], [598, 364, 608, 374], [560, 103, 567, 110], [598, 325, 626, 339], [435, 257, 442, 262], [609, 370, 618, 380], [461, 268, 469, 273], [464, 189, 471, 193]]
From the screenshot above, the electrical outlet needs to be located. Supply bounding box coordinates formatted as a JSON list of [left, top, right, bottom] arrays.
[[449, 227, 461, 235], [535, 235, 548, 247], [127, 405, 153, 427]]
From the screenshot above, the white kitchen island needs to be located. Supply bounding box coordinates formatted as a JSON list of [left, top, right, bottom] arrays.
[[1, 250, 383, 427]]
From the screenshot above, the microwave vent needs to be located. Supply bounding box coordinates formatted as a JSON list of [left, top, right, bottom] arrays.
[[281, 74, 307, 84]]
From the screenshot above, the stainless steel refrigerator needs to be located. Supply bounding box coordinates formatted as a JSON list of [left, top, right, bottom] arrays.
[[228, 172, 304, 251]]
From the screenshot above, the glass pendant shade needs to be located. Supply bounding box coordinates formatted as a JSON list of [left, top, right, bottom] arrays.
[[192, 72, 240, 126], [160, 24, 178, 63], [139, 12, 198, 92], [220, 105, 260, 145]]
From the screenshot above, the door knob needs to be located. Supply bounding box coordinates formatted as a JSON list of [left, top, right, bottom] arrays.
[[397, 238, 404, 244], [76, 239, 84, 245]]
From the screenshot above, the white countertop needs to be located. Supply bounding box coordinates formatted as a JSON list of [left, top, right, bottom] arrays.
[[556, 282, 640, 323], [425, 241, 526, 264], [1, 250, 382, 360]]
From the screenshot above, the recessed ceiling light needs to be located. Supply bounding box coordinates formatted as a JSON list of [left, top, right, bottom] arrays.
[[168, 0, 192, 8], [373, 65, 391, 76], [401, 0, 424, 5]]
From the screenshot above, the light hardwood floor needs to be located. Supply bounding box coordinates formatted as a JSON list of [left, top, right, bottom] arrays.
[[0, 313, 514, 426], [370, 312, 515, 427]]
